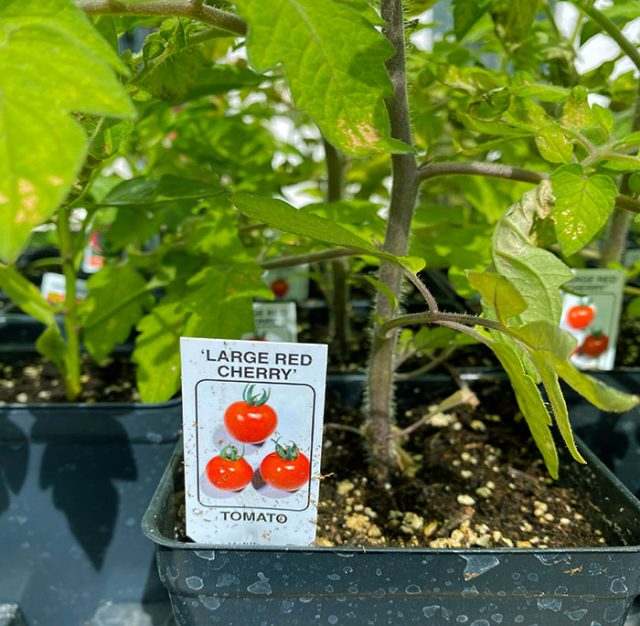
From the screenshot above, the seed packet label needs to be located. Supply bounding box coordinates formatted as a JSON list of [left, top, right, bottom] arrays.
[[560, 269, 625, 370], [624, 249, 640, 269], [181, 337, 328, 546], [40, 272, 88, 305], [262, 264, 309, 302], [243, 302, 297, 343]]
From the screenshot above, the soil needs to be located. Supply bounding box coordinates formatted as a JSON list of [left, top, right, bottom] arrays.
[[313, 381, 607, 549], [0, 355, 141, 403]]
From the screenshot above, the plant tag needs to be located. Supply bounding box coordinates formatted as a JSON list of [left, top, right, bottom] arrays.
[[262, 264, 309, 301], [40, 272, 88, 305], [560, 269, 625, 370], [245, 302, 297, 342], [81, 230, 105, 274], [181, 337, 328, 546]]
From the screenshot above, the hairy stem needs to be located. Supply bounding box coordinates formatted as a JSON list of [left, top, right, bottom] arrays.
[[260, 247, 361, 270], [601, 85, 640, 267], [56, 208, 82, 401], [324, 138, 351, 360], [417, 160, 640, 213], [367, 0, 419, 480], [76, 0, 247, 35]]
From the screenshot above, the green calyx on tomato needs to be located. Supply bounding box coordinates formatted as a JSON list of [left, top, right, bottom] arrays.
[[274, 439, 301, 461], [219, 444, 245, 461], [243, 384, 271, 406]]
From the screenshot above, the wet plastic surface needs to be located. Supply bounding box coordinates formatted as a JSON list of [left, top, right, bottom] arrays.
[[144, 375, 640, 626], [0, 397, 181, 626]]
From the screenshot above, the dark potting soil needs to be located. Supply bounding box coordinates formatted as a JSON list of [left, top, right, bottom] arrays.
[[314, 382, 606, 550], [169, 382, 613, 551], [0, 355, 141, 403]]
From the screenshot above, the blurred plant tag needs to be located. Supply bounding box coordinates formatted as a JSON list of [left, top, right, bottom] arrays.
[[245, 302, 297, 342], [40, 272, 88, 305], [560, 269, 625, 370], [262, 264, 309, 301], [81, 230, 105, 274], [181, 337, 327, 546]]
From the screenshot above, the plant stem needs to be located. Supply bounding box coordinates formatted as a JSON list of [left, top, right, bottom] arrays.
[[324, 138, 351, 360], [378, 311, 503, 337], [601, 85, 640, 267], [56, 207, 82, 401], [416, 160, 640, 213], [75, 0, 247, 35], [573, 0, 640, 74], [367, 0, 419, 479]]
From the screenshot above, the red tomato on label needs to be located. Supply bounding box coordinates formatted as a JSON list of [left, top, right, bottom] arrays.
[[206, 446, 253, 491], [566, 305, 594, 330], [579, 332, 609, 358], [224, 385, 278, 444], [260, 441, 310, 491], [270, 279, 289, 298]]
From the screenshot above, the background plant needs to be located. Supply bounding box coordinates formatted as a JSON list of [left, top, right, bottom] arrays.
[[0, 0, 639, 479]]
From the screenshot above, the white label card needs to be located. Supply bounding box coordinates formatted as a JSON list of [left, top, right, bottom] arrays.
[[262, 264, 309, 302], [181, 337, 328, 546], [560, 269, 625, 371], [246, 302, 297, 342], [40, 272, 88, 305]]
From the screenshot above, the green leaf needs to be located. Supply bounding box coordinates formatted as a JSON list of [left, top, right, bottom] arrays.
[[35, 324, 68, 380], [83, 265, 155, 362], [232, 193, 425, 273], [490, 0, 539, 46], [531, 355, 585, 464], [511, 83, 570, 103], [535, 126, 574, 164], [488, 336, 559, 478], [452, 0, 493, 39], [627, 297, 640, 318], [508, 321, 577, 361], [561, 87, 594, 131], [466, 271, 527, 325], [0, 0, 135, 262], [234, 0, 410, 156], [0, 263, 55, 326], [554, 359, 639, 413], [134, 296, 188, 403], [492, 182, 574, 324], [550, 165, 618, 257], [614, 131, 640, 149]]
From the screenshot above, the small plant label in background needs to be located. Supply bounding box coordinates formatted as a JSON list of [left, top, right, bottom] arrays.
[[181, 337, 327, 546], [246, 302, 297, 342], [262, 264, 309, 302], [40, 272, 88, 305], [81, 230, 105, 274], [560, 269, 625, 370]]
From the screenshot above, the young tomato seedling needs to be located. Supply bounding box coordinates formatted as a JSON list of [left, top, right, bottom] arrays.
[[206, 445, 253, 491], [260, 440, 310, 492], [224, 384, 278, 444]]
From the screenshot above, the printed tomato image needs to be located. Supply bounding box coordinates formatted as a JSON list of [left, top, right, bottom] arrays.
[[260, 441, 310, 491], [270, 279, 289, 298], [566, 304, 595, 330], [206, 445, 253, 491], [579, 331, 609, 358], [224, 384, 278, 444]]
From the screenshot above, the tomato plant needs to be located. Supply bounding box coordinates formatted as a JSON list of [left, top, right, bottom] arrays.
[[579, 332, 609, 358], [260, 441, 310, 491], [205, 445, 253, 491], [566, 304, 595, 330], [270, 279, 289, 298], [224, 385, 278, 444]]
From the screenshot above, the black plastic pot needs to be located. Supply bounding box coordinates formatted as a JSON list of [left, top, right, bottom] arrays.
[[0, 393, 181, 625], [565, 369, 640, 500], [143, 375, 640, 626]]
